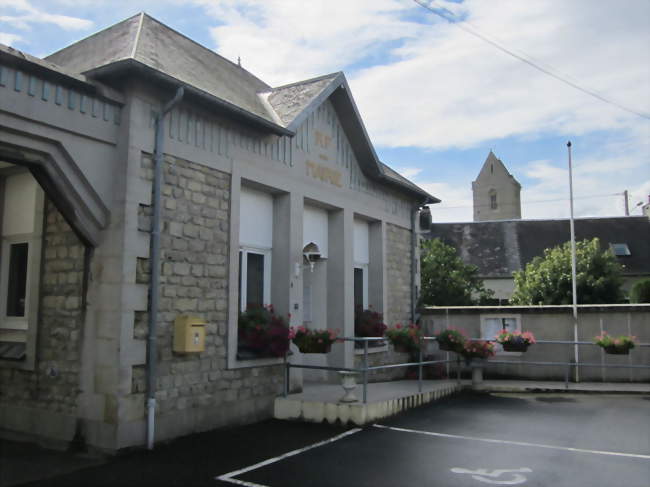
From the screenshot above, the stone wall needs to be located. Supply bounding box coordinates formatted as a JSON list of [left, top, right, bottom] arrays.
[[0, 199, 86, 417], [137, 155, 283, 441], [386, 223, 413, 327]]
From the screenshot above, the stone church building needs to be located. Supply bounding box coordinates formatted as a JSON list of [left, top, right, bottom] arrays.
[[0, 14, 437, 451], [472, 151, 521, 222]]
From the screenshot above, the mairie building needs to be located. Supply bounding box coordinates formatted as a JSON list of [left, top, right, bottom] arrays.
[[0, 13, 437, 451]]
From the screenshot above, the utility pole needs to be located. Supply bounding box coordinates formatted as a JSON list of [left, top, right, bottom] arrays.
[[623, 190, 629, 216]]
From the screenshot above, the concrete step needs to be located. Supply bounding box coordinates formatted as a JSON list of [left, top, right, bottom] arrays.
[[274, 380, 461, 426]]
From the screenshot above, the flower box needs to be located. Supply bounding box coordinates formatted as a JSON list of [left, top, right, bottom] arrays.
[[434, 328, 466, 353], [290, 326, 338, 354], [603, 345, 632, 355], [386, 323, 421, 354], [502, 342, 529, 352], [238, 305, 289, 358], [495, 330, 535, 353], [297, 342, 332, 354], [461, 340, 495, 363], [594, 332, 636, 355]]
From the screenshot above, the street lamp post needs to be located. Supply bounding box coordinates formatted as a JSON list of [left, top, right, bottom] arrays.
[[567, 141, 579, 382]]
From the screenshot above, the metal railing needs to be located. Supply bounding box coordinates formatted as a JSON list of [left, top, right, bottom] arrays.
[[282, 336, 650, 403], [283, 337, 456, 403], [462, 337, 650, 390]]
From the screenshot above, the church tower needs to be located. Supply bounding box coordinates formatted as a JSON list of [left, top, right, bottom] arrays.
[[472, 151, 521, 221]]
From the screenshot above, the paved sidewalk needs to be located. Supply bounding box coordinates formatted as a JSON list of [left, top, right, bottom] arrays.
[[469, 379, 650, 393]]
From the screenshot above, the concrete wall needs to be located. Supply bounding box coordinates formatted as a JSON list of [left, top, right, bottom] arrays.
[[420, 305, 650, 382]]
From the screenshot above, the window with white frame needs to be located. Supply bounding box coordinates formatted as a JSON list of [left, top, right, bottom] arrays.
[[481, 314, 521, 353], [0, 170, 44, 363], [353, 218, 369, 310], [238, 187, 273, 312]]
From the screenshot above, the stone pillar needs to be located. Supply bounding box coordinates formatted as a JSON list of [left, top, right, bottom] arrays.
[[327, 208, 354, 370]]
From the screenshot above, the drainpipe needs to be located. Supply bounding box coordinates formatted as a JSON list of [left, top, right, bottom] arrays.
[[411, 199, 432, 324], [411, 205, 418, 324], [147, 86, 184, 451]]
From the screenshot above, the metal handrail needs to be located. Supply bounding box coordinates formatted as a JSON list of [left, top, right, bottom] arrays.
[[282, 335, 649, 403]]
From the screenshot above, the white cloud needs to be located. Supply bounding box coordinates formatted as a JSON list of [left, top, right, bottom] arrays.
[[417, 181, 474, 222], [520, 133, 650, 220], [0, 32, 23, 45], [184, 0, 650, 151], [0, 0, 93, 31]]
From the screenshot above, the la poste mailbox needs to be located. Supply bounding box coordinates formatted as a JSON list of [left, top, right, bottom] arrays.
[[173, 315, 206, 353]]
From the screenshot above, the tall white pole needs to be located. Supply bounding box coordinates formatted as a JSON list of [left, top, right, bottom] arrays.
[[567, 141, 579, 382]]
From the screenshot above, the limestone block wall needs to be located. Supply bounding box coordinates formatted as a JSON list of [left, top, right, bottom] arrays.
[[0, 199, 86, 420], [351, 223, 414, 382], [385, 223, 413, 327], [136, 155, 283, 442]]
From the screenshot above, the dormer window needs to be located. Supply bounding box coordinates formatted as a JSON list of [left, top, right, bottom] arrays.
[[610, 243, 631, 256]]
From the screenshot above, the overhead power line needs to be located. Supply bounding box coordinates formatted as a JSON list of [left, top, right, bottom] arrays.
[[413, 0, 650, 120], [435, 192, 620, 210]]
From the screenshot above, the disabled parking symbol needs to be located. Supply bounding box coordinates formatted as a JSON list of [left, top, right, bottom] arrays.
[[451, 467, 532, 485]]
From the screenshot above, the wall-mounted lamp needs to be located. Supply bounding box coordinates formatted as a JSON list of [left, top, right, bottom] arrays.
[[303, 242, 324, 272]]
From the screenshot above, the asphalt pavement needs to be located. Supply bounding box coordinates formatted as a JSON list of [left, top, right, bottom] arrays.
[[3, 391, 649, 487]]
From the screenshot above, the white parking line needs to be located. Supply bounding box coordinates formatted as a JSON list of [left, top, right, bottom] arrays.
[[372, 424, 650, 460], [216, 428, 362, 487]]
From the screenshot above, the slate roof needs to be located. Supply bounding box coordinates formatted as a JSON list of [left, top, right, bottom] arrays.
[[43, 13, 435, 202], [46, 13, 273, 123], [265, 73, 341, 128], [428, 216, 650, 278]]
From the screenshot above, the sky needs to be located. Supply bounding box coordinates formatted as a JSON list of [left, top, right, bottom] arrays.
[[1, 0, 649, 222]]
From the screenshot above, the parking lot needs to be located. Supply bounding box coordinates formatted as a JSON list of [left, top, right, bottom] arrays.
[[7, 391, 649, 487]]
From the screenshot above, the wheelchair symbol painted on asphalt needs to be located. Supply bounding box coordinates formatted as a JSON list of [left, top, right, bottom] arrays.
[[451, 468, 532, 485]]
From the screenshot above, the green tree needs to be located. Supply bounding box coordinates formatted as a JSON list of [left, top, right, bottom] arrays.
[[510, 238, 624, 305], [629, 278, 650, 303], [420, 239, 492, 306]]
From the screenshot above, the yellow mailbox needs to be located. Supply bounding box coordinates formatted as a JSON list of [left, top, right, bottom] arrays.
[[173, 315, 206, 353]]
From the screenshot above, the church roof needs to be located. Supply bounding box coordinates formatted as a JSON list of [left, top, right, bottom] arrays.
[[474, 150, 521, 188], [428, 216, 650, 278]]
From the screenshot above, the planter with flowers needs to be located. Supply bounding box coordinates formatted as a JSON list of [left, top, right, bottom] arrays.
[[495, 330, 536, 352], [354, 306, 387, 348], [238, 305, 289, 358], [290, 326, 339, 354], [434, 328, 466, 353], [385, 323, 422, 353], [461, 340, 496, 365], [594, 332, 637, 355]]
